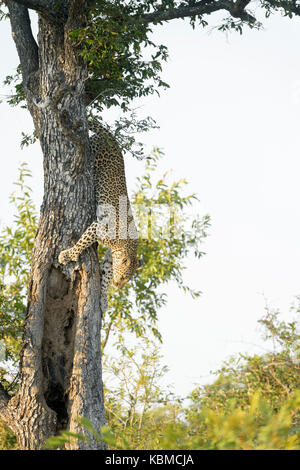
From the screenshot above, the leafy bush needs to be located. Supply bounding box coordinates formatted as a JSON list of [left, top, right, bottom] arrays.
[[47, 309, 300, 451]]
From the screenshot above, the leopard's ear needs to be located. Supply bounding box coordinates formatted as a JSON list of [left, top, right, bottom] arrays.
[[137, 257, 144, 269]]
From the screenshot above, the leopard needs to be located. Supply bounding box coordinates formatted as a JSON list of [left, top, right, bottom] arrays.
[[58, 120, 142, 311]]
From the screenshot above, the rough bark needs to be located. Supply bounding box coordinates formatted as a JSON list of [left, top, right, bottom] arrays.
[[1, 1, 106, 450]]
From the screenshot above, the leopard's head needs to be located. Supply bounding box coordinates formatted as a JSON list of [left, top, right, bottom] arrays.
[[112, 251, 143, 288]]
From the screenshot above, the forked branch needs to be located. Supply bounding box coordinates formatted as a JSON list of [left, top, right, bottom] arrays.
[[5, 1, 39, 84], [142, 0, 256, 25]]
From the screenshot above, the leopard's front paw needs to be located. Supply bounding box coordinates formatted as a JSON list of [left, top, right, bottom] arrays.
[[58, 249, 79, 265]]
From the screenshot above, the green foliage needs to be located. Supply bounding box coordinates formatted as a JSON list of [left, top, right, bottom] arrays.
[[20, 131, 38, 149], [167, 308, 300, 450], [103, 335, 182, 449], [44, 312, 300, 450], [45, 429, 87, 450], [2, 0, 265, 114], [0, 3, 8, 22], [45, 333, 183, 450], [77, 1, 170, 112], [189, 307, 300, 417], [1, 0, 293, 155], [158, 391, 300, 450], [0, 163, 37, 366], [45, 310, 300, 451], [46, 389, 300, 450], [260, 0, 300, 20], [0, 422, 17, 450], [102, 307, 299, 450], [2, 66, 26, 108], [0, 163, 37, 450]]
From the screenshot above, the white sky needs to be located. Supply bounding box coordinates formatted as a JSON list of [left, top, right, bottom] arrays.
[[1, 10, 300, 397]]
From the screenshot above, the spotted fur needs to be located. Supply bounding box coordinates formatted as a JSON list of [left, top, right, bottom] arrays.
[[58, 121, 140, 309]]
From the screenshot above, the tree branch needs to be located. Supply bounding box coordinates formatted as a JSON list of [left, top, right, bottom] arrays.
[[230, 0, 254, 21], [5, 0, 67, 23], [142, 0, 256, 25], [5, 1, 39, 84], [7, 0, 51, 11], [264, 0, 300, 17]]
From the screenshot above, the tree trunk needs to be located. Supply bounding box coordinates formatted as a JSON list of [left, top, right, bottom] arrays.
[[0, 3, 106, 450]]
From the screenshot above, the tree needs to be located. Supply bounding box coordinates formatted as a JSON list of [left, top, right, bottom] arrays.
[[0, 0, 298, 450]]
